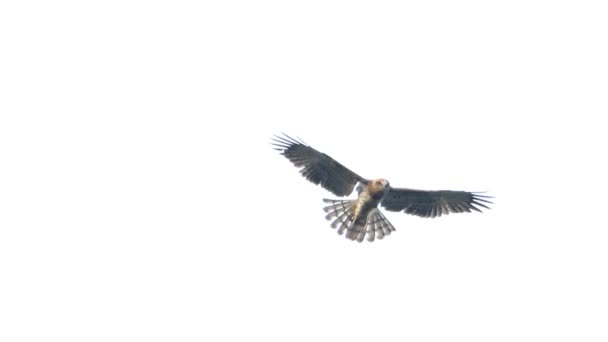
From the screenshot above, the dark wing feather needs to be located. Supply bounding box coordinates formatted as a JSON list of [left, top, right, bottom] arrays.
[[271, 133, 367, 196], [381, 188, 492, 218]]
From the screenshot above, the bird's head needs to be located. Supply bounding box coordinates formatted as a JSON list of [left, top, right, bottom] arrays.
[[374, 178, 390, 190], [367, 178, 390, 198]]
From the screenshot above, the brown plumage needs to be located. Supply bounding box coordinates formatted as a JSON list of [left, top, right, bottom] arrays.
[[272, 133, 492, 242]]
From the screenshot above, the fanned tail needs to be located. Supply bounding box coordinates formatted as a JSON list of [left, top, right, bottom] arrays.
[[322, 199, 396, 242]]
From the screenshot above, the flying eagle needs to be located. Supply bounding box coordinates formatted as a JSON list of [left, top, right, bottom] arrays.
[[272, 133, 492, 242]]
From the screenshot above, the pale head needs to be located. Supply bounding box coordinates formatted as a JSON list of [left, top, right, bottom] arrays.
[[372, 178, 390, 190]]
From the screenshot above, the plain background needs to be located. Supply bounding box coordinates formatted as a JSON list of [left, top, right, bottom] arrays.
[[1, 1, 607, 341]]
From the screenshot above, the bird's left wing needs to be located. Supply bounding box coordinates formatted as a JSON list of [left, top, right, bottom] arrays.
[[272, 133, 367, 196], [381, 188, 492, 218]]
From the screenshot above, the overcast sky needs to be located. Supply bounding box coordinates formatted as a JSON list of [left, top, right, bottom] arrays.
[[2, 1, 607, 341]]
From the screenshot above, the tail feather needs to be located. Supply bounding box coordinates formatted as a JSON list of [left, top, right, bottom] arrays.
[[367, 214, 377, 242], [322, 199, 396, 242]]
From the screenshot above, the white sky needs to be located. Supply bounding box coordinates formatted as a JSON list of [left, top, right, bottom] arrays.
[[1, 1, 607, 341]]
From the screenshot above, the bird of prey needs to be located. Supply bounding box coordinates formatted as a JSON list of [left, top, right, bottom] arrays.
[[272, 133, 492, 242]]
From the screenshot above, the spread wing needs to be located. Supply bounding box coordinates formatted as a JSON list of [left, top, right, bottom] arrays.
[[381, 188, 492, 218], [272, 133, 367, 196]]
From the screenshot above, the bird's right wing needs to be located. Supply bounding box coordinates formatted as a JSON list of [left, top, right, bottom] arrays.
[[272, 133, 367, 196]]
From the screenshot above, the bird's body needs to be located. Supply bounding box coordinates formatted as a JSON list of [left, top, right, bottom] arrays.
[[272, 134, 492, 242], [352, 179, 389, 227]]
